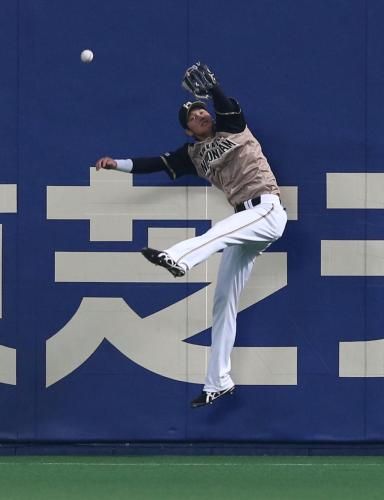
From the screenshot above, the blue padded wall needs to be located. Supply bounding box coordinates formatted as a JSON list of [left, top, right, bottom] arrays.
[[0, 0, 383, 443]]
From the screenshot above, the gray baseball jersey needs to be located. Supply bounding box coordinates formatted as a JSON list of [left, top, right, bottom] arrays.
[[161, 100, 280, 207]]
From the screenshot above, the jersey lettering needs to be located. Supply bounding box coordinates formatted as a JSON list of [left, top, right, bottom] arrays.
[[199, 138, 238, 176]]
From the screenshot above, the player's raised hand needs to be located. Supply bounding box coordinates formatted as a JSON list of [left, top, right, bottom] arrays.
[[95, 157, 117, 171], [182, 62, 218, 99]]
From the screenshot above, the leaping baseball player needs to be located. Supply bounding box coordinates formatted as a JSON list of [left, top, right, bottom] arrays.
[[95, 63, 287, 408]]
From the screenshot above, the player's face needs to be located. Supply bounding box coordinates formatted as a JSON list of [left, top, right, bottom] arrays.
[[186, 108, 214, 139]]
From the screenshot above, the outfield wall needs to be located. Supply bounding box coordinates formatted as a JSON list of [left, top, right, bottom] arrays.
[[1, 0, 384, 444]]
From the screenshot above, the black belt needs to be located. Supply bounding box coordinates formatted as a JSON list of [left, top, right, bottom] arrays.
[[234, 197, 261, 213], [235, 195, 282, 213]]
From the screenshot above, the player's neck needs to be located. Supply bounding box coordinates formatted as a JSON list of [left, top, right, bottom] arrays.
[[195, 131, 214, 142]]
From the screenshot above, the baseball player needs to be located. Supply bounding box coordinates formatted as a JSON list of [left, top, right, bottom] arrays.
[[95, 63, 287, 408]]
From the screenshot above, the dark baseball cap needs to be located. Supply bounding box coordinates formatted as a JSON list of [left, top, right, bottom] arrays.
[[178, 101, 207, 129]]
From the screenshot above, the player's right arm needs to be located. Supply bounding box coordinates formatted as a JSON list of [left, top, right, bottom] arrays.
[[95, 156, 117, 170], [94, 144, 197, 181]]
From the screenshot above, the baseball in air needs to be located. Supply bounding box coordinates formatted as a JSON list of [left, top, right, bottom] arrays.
[[80, 49, 94, 63]]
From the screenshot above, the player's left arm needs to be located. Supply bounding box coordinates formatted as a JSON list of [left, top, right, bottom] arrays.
[[210, 85, 246, 133], [182, 62, 246, 133]]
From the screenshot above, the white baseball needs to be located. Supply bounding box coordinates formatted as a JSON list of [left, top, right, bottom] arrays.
[[80, 49, 94, 63]]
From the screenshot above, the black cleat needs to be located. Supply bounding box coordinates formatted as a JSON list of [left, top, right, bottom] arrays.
[[141, 247, 186, 278], [191, 386, 236, 408]]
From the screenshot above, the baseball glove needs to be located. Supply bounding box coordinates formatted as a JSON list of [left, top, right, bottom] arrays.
[[182, 62, 218, 99]]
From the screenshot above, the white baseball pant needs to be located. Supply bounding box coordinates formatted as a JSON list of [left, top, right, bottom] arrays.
[[165, 194, 287, 392]]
